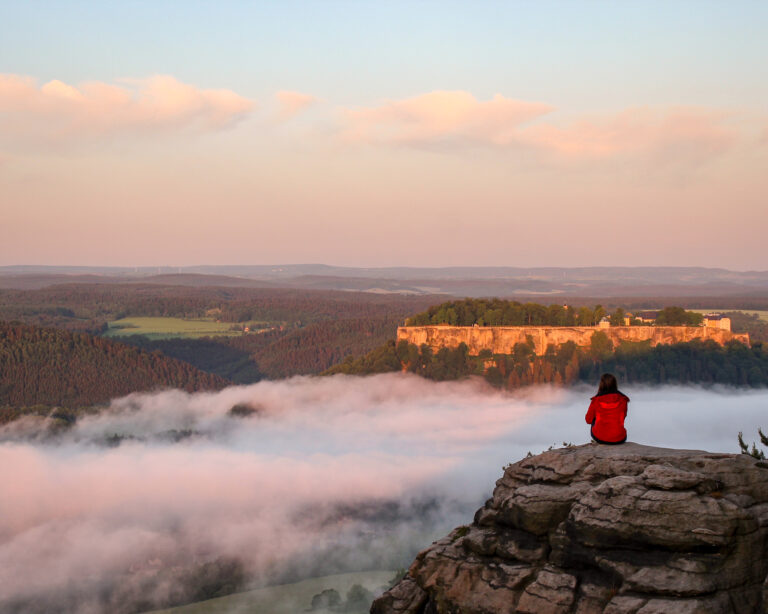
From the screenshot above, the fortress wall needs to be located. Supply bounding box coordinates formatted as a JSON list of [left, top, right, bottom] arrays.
[[396, 325, 750, 357]]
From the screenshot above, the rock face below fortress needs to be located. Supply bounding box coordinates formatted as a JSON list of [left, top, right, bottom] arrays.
[[371, 443, 768, 614], [396, 326, 750, 357]]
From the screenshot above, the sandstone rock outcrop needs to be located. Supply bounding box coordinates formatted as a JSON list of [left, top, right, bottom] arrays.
[[371, 443, 768, 614], [396, 326, 750, 357]]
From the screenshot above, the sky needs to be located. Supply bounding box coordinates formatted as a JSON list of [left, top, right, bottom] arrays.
[[1, 1, 767, 269]]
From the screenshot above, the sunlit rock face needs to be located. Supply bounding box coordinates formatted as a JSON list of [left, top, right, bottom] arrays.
[[371, 443, 768, 614], [396, 326, 750, 357]]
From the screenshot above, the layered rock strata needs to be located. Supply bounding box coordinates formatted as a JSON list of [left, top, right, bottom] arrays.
[[396, 326, 750, 357], [371, 443, 768, 614]]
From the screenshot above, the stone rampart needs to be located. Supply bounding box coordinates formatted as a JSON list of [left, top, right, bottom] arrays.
[[396, 325, 749, 356]]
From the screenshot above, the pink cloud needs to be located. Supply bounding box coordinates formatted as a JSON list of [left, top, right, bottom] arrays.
[[275, 90, 317, 120], [339, 92, 743, 167], [0, 74, 254, 147], [341, 90, 553, 146], [521, 106, 736, 161]]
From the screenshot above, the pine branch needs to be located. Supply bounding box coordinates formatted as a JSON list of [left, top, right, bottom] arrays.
[[738, 431, 750, 455]]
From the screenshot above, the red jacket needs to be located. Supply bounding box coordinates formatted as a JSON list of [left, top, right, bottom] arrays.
[[585, 392, 628, 443]]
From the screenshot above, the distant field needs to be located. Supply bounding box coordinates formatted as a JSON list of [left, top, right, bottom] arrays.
[[104, 317, 240, 340], [145, 570, 394, 614], [691, 309, 768, 322]]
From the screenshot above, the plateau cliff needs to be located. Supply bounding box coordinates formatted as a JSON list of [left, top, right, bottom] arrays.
[[397, 326, 750, 357], [371, 443, 768, 614]]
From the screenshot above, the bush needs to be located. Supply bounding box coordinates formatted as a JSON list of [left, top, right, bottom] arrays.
[[345, 584, 374, 612], [310, 589, 342, 610]]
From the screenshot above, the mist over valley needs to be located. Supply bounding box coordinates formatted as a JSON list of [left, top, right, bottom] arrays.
[[2, 375, 766, 613]]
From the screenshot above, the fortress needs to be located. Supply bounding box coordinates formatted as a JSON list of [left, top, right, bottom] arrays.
[[396, 325, 750, 357]]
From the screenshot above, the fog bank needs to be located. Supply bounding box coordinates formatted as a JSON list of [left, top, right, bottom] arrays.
[[1, 374, 766, 613]]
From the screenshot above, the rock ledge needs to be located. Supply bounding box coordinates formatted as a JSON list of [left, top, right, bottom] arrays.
[[371, 443, 768, 614]]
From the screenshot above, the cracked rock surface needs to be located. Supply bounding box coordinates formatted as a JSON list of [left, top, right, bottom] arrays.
[[370, 443, 768, 614]]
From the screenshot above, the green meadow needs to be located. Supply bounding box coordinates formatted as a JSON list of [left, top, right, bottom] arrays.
[[144, 570, 394, 614], [104, 317, 241, 340]]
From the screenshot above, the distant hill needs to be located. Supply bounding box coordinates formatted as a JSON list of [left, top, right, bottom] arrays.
[[2, 265, 768, 297], [0, 322, 228, 410]]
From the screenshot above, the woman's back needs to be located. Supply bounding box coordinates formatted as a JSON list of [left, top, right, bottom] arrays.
[[585, 373, 629, 444], [586, 392, 628, 444]]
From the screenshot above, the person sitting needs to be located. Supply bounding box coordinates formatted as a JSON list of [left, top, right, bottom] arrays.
[[585, 373, 629, 445]]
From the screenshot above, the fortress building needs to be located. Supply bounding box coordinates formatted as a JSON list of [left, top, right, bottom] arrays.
[[702, 313, 732, 331]]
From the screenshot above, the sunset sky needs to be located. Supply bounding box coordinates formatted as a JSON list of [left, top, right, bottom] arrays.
[[2, 1, 767, 269]]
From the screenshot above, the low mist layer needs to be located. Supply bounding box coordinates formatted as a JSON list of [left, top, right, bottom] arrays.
[[1, 374, 766, 613]]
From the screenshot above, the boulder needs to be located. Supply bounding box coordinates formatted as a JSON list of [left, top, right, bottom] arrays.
[[371, 443, 768, 614]]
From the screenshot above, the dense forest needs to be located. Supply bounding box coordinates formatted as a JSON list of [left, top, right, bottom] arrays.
[[407, 298, 601, 326], [122, 316, 403, 381], [222, 316, 404, 378], [0, 284, 435, 332], [326, 334, 768, 389], [406, 299, 703, 327], [0, 323, 227, 416]]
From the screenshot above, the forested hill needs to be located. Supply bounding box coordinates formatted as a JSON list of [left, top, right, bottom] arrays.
[[0, 322, 227, 409]]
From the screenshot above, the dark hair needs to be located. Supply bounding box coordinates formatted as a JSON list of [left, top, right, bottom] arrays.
[[597, 373, 618, 395]]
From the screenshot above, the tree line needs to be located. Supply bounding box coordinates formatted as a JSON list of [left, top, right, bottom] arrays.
[[325, 333, 768, 390], [405, 299, 704, 328]]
